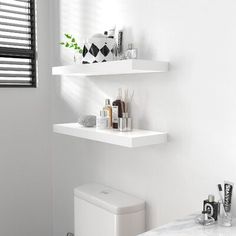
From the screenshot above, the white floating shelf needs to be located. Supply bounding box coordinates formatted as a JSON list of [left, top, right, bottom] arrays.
[[53, 123, 167, 148], [52, 59, 169, 76]]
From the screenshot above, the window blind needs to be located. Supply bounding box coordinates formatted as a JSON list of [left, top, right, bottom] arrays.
[[0, 0, 36, 87]]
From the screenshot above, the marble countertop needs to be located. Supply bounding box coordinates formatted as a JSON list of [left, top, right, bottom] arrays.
[[139, 214, 236, 236]]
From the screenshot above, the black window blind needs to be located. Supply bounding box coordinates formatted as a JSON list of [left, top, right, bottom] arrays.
[[0, 0, 36, 87]]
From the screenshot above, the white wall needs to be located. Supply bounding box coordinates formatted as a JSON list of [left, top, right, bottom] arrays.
[[0, 1, 52, 236], [52, 0, 236, 235]]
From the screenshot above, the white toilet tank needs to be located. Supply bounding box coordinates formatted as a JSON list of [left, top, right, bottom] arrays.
[[74, 183, 145, 236]]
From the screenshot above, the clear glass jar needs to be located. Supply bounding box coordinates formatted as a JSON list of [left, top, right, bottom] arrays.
[[218, 201, 232, 227]]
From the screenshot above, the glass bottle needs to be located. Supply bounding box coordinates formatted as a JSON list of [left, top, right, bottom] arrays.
[[195, 210, 215, 226], [103, 99, 112, 128], [112, 89, 125, 129], [96, 111, 109, 129], [125, 44, 137, 59]]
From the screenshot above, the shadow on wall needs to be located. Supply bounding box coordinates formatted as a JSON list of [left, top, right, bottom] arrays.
[[54, 0, 126, 121]]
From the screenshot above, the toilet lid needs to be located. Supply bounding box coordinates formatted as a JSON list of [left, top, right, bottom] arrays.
[[74, 183, 145, 215]]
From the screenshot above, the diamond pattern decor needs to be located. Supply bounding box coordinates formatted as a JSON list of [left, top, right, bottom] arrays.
[[82, 39, 116, 64], [83, 45, 88, 57], [89, 44, 99, 57], [100, 45, 110, 57]]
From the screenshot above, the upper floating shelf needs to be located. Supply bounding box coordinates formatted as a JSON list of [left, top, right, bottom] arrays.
[[52, 59, 169, 76], [53, 123, 167, 148]]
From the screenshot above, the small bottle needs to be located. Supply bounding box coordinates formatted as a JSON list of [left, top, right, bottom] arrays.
[[103, 99, 112, 128], [203, 195, 219, 221], [112, 89, 125, 129], [125, 43, 137, 59], [96, 110, 109, 129]]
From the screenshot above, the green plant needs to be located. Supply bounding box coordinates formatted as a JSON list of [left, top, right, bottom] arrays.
[[60, 34, 83, 53]]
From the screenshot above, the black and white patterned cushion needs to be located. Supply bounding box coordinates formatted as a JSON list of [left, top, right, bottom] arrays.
[[82, 37, 116, 64]]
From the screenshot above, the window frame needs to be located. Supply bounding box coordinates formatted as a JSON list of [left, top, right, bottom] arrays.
[[0, 0, 37, 88]]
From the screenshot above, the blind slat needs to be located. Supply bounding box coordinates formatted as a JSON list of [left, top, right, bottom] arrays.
[[14, 0, 30, 3], [0, 61, 31, 65], [0, 22, 31, 28], [0, 47, 33, 54], [0, 2, 30, 9], [0, 28, 30, 35], [0, 73, 31, 77], [0, 67, 30, 71], [0, 34, 30, 40], [0, 80, 31, 84], [0, 15, 30, 22], [0, 41, 30, 47], [0, 9, 30, 16]]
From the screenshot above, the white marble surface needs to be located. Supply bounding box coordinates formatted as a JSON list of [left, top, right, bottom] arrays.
[[139, 214, 236, 236]]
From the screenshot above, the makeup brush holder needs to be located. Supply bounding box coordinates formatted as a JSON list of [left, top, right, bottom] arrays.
[[119, 117, 132, 132]]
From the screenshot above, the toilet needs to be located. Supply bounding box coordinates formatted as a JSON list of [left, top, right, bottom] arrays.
[[74, 183, 145, 236]]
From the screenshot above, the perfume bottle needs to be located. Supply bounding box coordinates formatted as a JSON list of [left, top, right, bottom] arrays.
[[96, 110, 109, 129], [203, 195, 219, 221], [103, 99, 112, 128], [125, 44, 137, 59], [112, 89, 125, 129], [195, 210, 215, 226]]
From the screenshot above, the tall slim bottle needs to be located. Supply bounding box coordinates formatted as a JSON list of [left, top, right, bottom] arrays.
[[103, 99, 112, 128], [112, 89, 125, 129]]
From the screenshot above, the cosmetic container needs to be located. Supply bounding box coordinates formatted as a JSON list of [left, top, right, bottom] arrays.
[[112, 89, 125, 129], [103, 99, 112, 128], [118, 113, 132, 132], [195, 211, 215, 226], [203, 194, 219, 221], [224, 181, 234, 213], [96, 111, 109, 129], [119, 117, 127, 132], [125, 44, 137, 59]]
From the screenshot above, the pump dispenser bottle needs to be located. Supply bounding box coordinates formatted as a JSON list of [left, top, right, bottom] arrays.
[[112, 88, 125, 129]]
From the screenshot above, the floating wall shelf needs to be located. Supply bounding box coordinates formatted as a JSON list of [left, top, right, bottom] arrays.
[[52, 59, 169, 76], [53, 123, 167, 148]]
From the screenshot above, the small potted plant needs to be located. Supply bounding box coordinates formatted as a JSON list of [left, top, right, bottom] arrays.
[[60, 34, 83, 63]]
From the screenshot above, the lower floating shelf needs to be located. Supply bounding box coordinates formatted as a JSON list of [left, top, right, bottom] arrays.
[[53, 123, 167, 148]]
